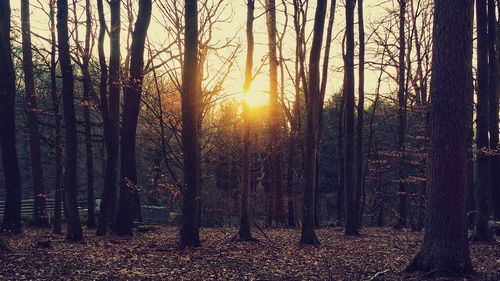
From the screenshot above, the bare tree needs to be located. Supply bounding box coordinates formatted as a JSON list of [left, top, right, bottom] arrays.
[[0, 0, 22, 234], [487, 0, 499, 220], [395, 0, 408, 229], [239, 0, 256, 241], [265, 0, 286, 226], [21, 0, 48, 227], [114, 0, 153, 235], [472, 0, 494, 242], [49, 0, 63, 235], [344, 0, 359, 236], [405, 0, 474, 276], [179, 0, 201, 249], [57, 0, 83, 241], [97, 0, 121, 236], [300, 0, 327, 245]]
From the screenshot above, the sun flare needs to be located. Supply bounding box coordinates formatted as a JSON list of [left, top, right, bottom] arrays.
[[238, 89, 269, 108]]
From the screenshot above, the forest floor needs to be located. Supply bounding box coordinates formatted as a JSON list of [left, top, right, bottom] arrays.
[[0, 226, 498, 280]]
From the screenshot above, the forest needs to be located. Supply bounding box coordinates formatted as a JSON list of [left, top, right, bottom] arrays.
[[0, 0, 499, 280]]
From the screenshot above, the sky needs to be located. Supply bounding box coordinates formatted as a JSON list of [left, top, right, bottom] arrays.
[[9, 0, 420, 110]]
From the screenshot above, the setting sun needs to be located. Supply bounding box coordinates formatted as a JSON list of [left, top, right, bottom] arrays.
[[238, 89, 269, 108]]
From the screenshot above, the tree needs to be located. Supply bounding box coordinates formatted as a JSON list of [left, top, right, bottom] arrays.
[[97, 0, 121, 236], [344, 0, 359, 236], [57, 0, 83, 241], [487, 0, 499, 220], [300, 0, 327, 245], [0, 0, 22, 234], [180, 0, 201, 249], [239, 0, 256, 241], [405, 0, 474, 276], [395, 0, 407, 229], [472, 0, 494, 242], [265, 0, 285, 226], [49, 0, 62, 235], [355, 0, 364, 228], [80, 0, 96, 229], [114, 0, 152, 236], [21, 0, 48, 227]]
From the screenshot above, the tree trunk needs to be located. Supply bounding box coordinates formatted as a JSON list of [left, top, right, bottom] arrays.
[[487, 0, 499, 220], [49, 0, 62, 235], [494, 0, 500, 220], [336, 93, 344, 225], [80, 0, 96, 229], [179, 0, 201, 249], [21, 0, 48, 227], [355, 0, 364, 229], [114, 0, 152, 236], [395, 0, 407, 230], [472, 0, 494, 242], [465, 0, 475, 228], [265, 0, 286, 226], [344, 0, 359, 236], [0, 0, 22, 234], [405, 0, 475, 276], [299, 0, 327, 245], [57, 0, 83, 242], [239, 0, 255, 241], [97, 0, 121, 236], [95, 0, 108, 234]]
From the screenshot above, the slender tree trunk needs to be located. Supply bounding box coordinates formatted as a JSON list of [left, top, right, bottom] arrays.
[[355, 0, 364, 228], [114, 0, 152, 236], [57, 0, 83, 241], [179, 0, 201, 249], [344, 0, 359, 236], [494, 0, 500, 220], [95, 0, 108, 235], [395, 0, 407, 230], [97, 0, 121, 236], [465, 0, 475, 228], [0, 0, 22, 234], [314, 0, 336, 229], [336, 94, 345, 226], [80, 0, 96, 229], [49, 0, 62, 234], [265, 0, 286, 226], [239, 0, 255, 241], [472, 0, 494, 242], [487, 0, 499, 220], [405, 0, 474, 276], [299, 0, 327, 245], [21, 0, 48, 227]]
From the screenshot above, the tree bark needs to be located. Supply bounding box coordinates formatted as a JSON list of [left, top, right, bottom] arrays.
[[472, 0, 494, 242], [57, 0, 83, 241], [355, 0, 364, 229], [179, 0, 201, 249], [0, 0, 22, 234], [80, 0, 96, 229], [395, 0, 408, 230], [265, 0, 286, 226], [405, 0, 475, 276], [487, 0, 500, 220], [114, 0, 152, 236], [300, 0, 327, 245], [465, 0, 476, 228], [239, 0, 255, 241], [49, 0, 62, 235], [344, 0, 359, 236], [97, 0, 121, 236], [21, 0, 48, 227]]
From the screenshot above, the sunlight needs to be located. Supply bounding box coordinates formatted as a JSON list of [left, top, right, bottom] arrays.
[[238, 89, 269, 108]]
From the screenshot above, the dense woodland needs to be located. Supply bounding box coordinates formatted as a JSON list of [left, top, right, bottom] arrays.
[[0, 0, 499, 279]]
